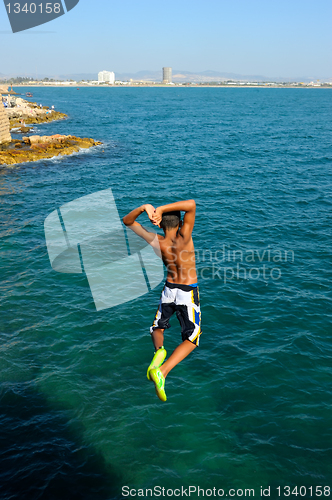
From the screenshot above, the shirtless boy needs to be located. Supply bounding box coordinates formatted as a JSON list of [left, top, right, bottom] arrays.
[[123, 200, 201, 402]]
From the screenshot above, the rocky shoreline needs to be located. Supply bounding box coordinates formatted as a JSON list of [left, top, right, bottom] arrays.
[[6, 96, 67, 132], [0, 91, 102, 166], [6, 96, 68, 128]]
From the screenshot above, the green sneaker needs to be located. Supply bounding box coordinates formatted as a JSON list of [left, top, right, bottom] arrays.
[[147, 347, 167, 381], [150, 368, 167, 402]]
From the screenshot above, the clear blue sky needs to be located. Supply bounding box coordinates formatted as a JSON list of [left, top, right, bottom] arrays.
[[0, 0, 331, 78]]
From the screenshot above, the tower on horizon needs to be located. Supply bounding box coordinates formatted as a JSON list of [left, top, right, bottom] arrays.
[[162, 67, 172, 84]]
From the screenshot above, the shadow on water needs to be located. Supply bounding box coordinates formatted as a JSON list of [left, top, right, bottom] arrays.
[[0, 385, 122, 500]]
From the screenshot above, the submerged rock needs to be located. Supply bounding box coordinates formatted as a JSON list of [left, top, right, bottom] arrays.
[[0, 134, 102, 166], [11, 126, 32, 134]]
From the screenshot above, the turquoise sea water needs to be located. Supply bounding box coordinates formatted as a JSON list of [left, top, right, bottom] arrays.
[[1, 87, 332, 499]]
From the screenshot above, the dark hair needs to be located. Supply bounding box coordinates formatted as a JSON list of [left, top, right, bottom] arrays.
[[160, 210, 181, 230]]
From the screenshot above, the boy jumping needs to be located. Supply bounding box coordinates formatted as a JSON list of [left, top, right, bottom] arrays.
[[123, 200, 201, 402]]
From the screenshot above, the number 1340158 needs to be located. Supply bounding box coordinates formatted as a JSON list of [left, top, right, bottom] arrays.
[[6, 3, 61, 14]]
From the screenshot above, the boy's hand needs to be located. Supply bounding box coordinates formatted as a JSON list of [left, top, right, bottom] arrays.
[[151, 207, 163, 226], [123, 204, 157, 228], [144, 204, 156, 221]]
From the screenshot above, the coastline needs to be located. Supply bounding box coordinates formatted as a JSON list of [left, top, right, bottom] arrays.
[[0, 95, 102, 166], [11, 84, 332, 89]]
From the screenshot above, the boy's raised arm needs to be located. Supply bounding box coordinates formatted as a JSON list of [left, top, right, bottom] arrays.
[[122, 204, 157, 245], [122, 204, 155, 226]]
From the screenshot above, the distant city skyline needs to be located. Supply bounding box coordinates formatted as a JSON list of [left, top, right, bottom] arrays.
[[0, 0, 331, 79], [1, 69, 330, 85]]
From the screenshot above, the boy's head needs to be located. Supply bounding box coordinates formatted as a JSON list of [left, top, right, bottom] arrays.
[[160, 210, 181, 231]]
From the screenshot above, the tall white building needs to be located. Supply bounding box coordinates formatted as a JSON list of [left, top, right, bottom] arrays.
[[98, 71, 115, 84]]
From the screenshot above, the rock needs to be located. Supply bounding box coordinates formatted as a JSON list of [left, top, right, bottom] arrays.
[[29, 135, 41, 145], [6, 97, 67, 128], [0, 135, 102, 166]]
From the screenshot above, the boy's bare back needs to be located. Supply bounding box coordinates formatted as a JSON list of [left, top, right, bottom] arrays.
[[157, 230, 197, 285]]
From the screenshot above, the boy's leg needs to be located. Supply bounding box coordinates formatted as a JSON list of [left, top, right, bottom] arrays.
[[151, 328, 164, 351], [160, 340, 196, 378]]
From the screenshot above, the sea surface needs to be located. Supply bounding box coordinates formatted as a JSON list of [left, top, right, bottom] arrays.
[[0, 87, 331, 499]]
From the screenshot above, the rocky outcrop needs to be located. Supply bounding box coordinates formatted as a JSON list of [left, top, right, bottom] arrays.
[[6, 97, 67, 128], [0, 134, 102, 166]]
